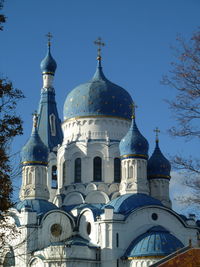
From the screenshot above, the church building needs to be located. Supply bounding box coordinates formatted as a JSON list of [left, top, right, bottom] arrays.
[[1, 37, 200, 267]]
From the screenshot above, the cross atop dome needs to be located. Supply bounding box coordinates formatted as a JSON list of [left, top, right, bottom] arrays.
[[46, 32, 53, 47], [94, 37, 105, 61], [154, 127, 160, 142], [129, 102, 138, 119]]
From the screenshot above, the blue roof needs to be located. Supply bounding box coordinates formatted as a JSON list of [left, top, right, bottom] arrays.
[[147, 140, 171, 179], [21, 124, 48, 165], [119, 119, 149, 159], [40, 45, 57, 75], [16, 199, 58, 215], [124, 226, 184, 258], [104, 193, 163, 217], [37, 89, 63, 151], [63, 60, 133, 121]]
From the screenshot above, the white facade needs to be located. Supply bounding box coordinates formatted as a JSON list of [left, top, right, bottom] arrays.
[[1, 51, 200, 267]]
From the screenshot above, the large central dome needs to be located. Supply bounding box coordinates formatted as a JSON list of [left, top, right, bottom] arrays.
[[63, 60, 133, 121]]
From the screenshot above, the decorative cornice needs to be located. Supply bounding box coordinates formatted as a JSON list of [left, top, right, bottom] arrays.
[[127, 255, 164, 260], [21, 161, 48, 166], [121, 154, 148, 160], [63, 114, 132, 123], [148, 175, 171, 179]]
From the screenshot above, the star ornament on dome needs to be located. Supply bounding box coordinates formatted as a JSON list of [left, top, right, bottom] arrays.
[[94, 37, 105, 60]]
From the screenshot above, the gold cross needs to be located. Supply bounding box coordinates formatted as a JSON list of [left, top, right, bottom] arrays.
[[46, 32, 53, 47], [94, 37, 105, 60], [154, 127, 160, 142], [129, 102, 138, 119]]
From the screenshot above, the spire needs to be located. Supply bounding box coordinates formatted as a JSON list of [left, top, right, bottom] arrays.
[[93, 37, 106, 80]]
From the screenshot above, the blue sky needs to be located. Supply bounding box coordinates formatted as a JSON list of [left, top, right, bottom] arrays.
[[1, 0, 200, 213]]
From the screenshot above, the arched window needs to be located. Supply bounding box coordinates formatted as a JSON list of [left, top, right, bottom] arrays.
[[3, 250, 15, 266], [51, 165, 57, 189], [114, 158, 121, 182], [49, 113, 56, 136], [74, 158, 81, 183], [93, 157, 102, 181]]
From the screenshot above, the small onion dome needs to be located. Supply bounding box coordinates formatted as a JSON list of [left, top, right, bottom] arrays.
[[63, 60, 133, 121], [40, 45, 57, 75], [123, 226, 184, 259], [147, 140, 171, 179], [119, 118, 149, 159], [21, 116, 48, 166]]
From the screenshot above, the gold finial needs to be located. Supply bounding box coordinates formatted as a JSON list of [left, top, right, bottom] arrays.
[[94, 37, 105, 60], [46, 32, 53, 47], [154, 127, 160, 142], [129, 102, 138, 119], [32, 111, 38, 128]]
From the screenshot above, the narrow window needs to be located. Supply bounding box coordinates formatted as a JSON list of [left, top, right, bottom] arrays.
[[49, 113, 56, 136], [62, 161, 66, 184], [51, 165, 57, 188], [74, 158, 81, 183], [114, 158, 121, 182], [93, 157, 102, 181], [116, 233, 119, 247]]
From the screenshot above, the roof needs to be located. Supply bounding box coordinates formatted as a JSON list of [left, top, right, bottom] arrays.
[[63, 60, 133, 121], [119, 118, 149, 159], [16, 199, 58, 215], [124, 226, 184, 258], [147, 140, 171, 179], [40, 45, 57, 75], [104, 193, 163, 217], [21, 124, 48, 165]]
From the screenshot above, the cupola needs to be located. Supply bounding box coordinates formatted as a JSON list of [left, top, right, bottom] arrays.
[[40, 33, 57, 76], [63, 38, 133, 121], [147, 129, 171, 179], [21, 114, 48, 166], [119, 105, 149, 159]]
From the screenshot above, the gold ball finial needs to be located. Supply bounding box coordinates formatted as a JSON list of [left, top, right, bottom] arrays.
[[94, 37, 105, 60]]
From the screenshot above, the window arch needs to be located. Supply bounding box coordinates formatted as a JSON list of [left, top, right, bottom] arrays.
[[114, 158, 121, 182], [74, 158, 81, 183], [51, 165, 57, 189], [93, 157, 102, 181], [3, 250, 15, 266]]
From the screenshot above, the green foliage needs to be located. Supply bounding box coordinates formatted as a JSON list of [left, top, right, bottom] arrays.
[[0, 79, 24, 213]]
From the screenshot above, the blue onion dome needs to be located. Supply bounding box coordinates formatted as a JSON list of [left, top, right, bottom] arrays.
[[21, 114, 48, 166], [119, 118, 149, 159], [123, 226, 184, 259], [63, 59, 133, 121], [147, 139, 171, 179], [40, 43, 57, 75]]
